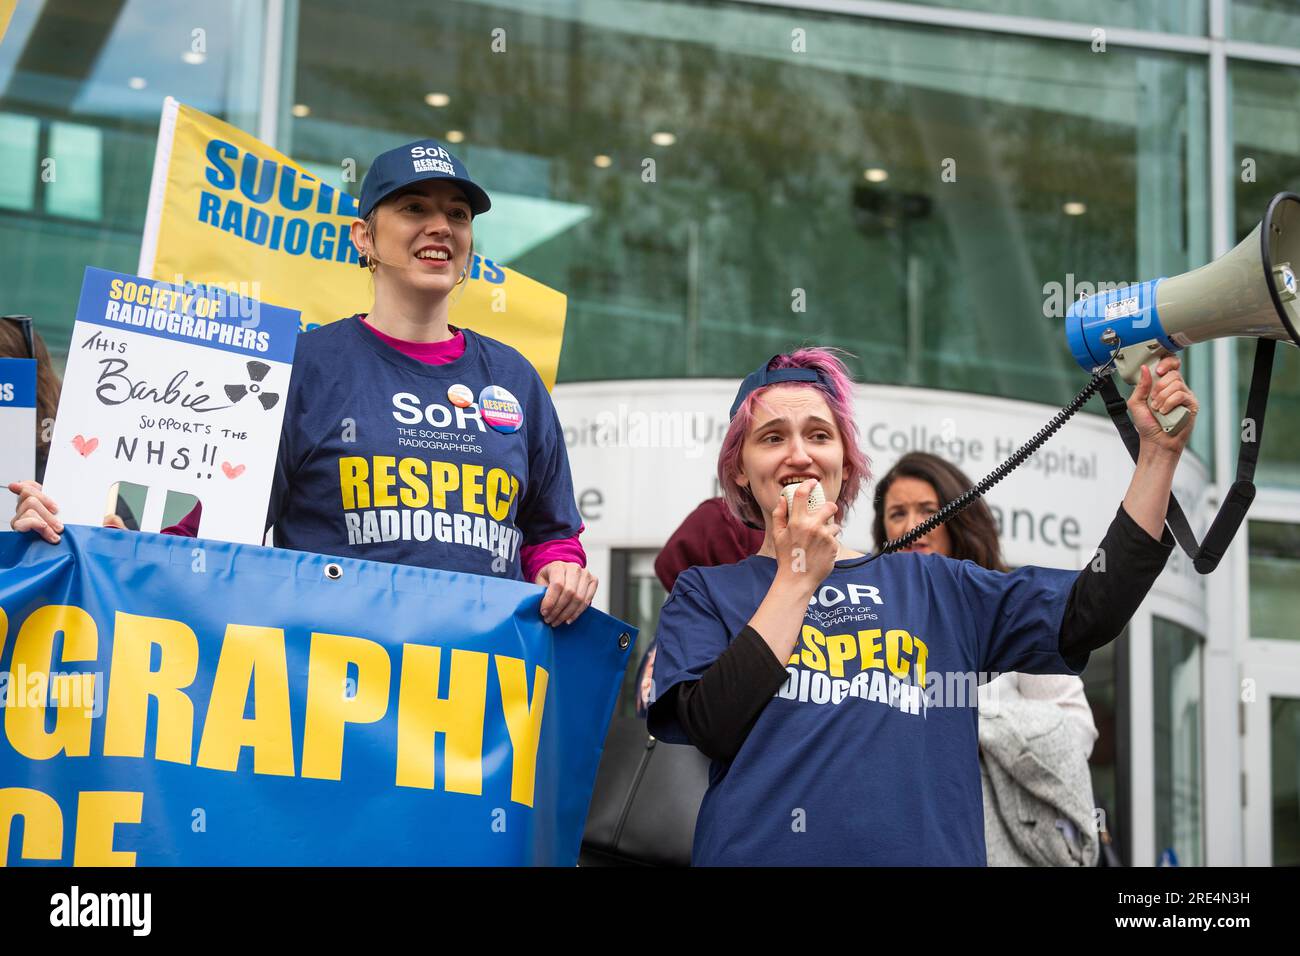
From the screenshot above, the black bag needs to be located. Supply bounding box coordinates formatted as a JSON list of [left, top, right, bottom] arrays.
[[579, 716, 711, 866]]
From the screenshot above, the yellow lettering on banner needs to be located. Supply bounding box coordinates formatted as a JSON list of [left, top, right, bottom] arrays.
[[302, 633, 391, 781], [885, 629, 913, 679], [495, 656, 548, 807], [0, 788, 62, 865], [399, 458, 430, 508], [462, 464, 485, 515], [798, 625, 827, 671], [4, 605, 97, 760], [108, 278, 124, 300], [395, 645, 488, 795], [485, 468, 512, 520], [104, 612, 199, 764], [339, 457, 370, 509], [196, 625, 295, 776], [372, 455, 398, 507], [858, 628, 883, 671], [914, 637, 929, 687], [825, 632, 857, 678], [429, 462, 459, 510], [72, 791, 142, 867]]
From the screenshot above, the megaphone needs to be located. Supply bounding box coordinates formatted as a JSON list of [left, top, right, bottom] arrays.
[[860, 194, 1296, 575], [1067, 192, 1300, 435]]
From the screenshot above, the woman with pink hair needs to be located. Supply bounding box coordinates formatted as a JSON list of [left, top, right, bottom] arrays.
[[647, 346, 1198, 866]]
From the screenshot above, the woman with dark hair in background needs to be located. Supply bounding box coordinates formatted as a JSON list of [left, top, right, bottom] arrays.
[[872, 451, 1103, 866]]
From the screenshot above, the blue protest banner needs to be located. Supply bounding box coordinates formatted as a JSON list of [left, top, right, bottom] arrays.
[[0, 526, 632, 865]]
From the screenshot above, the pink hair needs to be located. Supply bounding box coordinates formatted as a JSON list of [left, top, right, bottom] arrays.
[[718, 347, 871, 529]]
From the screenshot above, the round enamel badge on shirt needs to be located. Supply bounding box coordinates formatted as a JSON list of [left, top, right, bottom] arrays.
[[479, 384, 523, 433], [447, 383, 474, 408]]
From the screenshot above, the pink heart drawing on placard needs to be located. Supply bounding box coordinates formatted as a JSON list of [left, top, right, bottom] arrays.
[[72, 435, 99, 457], [221, 462, 246, 479]]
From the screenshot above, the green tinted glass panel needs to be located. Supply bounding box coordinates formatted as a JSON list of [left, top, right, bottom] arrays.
[[906, 0, 1204, 33], [1248, 520, 1300, 640], [1232, 62, 1300, 490], [1153, 617, 1203, 866], [291, 0, 1212, 447], [1232, 0, 1300, 47], [46, 122, 102, 221], [1272, 695, 1300, 866], [0, 112, 38, 211], [0, 0, 265, 358]]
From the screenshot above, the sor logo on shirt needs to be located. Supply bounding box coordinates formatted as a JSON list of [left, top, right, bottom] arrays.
[[809, 584, 884, 608], [392, 392, 486, 432]]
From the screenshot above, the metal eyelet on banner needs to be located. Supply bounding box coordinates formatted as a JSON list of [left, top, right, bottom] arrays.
[[618, 632, 631, 650], [324, 563, 343, 581]]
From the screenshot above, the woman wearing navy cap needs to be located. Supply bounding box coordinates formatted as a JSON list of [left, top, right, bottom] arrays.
[[646, 346, 1197, 865], [11, 140, 597, 626]]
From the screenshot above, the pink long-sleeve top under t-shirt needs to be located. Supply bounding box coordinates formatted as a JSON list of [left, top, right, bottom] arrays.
[[163, 316, 586, 582]]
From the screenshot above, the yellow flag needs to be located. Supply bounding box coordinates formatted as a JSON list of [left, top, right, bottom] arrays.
[[139, 98, 566, 389], [0, 1, 17, 43]]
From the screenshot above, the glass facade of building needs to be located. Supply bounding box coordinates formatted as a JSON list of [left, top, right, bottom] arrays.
[[289, 0, 1218, 477], [0, 0, 267, 356], [1, 0, 1298, 865]]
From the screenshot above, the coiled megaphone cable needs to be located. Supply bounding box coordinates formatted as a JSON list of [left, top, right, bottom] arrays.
[[840, 356, 1119, 569]]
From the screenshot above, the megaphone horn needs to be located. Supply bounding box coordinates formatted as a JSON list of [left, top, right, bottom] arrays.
[[1066, 191, 1300, 436]]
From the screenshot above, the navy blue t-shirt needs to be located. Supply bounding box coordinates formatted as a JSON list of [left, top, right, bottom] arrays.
[[266, 317, 581, 580], [648, 552, 1083, 866]]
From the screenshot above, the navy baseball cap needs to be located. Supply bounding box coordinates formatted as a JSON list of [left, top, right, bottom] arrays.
[[358, 139, 492, 220], [730, 355, 836, 419]]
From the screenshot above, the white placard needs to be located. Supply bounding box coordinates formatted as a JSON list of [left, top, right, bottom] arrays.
[[0, 356, 37, 517], [43, 268, 300, 544]]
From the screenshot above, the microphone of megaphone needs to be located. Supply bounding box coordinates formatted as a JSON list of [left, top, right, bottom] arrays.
[[1066, 191, 1300, 436]]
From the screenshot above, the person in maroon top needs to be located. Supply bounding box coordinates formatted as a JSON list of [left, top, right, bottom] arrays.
[[654, 497, 766, 593]]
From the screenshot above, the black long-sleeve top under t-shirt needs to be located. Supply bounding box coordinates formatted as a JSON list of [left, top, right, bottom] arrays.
[[666, 504, 1175, 763]]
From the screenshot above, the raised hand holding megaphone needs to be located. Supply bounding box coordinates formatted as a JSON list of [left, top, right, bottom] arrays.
[[1059, 191, 1300, 573], [857, 194, 1296, 572], [1067, 192, 1300, 436]]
